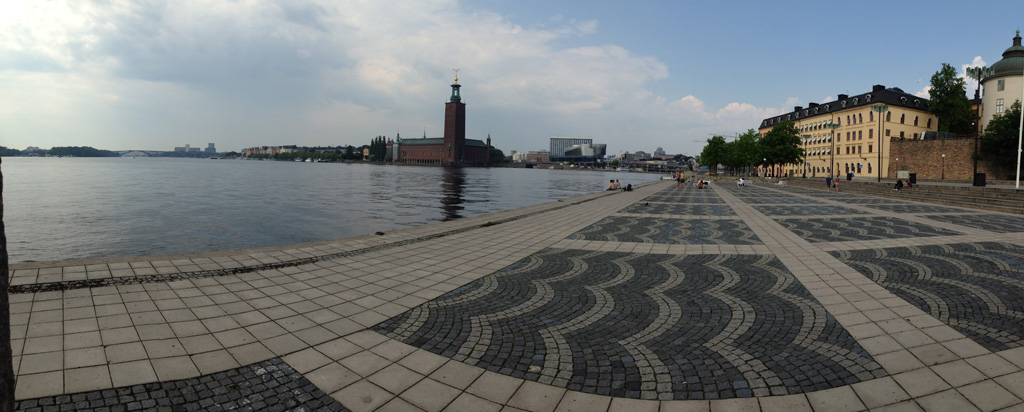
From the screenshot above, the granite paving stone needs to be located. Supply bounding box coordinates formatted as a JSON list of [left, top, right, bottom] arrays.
[[13, 180, 1024, 411]]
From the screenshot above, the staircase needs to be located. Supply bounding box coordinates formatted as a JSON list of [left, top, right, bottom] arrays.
[[783, 178, 1024, 215]]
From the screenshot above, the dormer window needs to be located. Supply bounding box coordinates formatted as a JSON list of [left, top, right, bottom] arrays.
[[853, 98, 859, 104], [841, 101, 847, 108], [900, 97, 907, 104], [866, 94, 872, 102]]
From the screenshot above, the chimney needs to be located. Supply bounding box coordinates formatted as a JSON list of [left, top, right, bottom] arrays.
[[794, 106, 803, 112], [872, 84, 885, 92], [808, 102, 819, 108], [838, 94, 849, 100]]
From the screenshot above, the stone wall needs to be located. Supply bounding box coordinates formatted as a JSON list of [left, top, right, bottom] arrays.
[[887, 137, 999, 180]]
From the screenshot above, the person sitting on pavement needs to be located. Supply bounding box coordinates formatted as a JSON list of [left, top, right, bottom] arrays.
[[737, 177, 745, 186], [625, 183, 633, 191], [893, 179, 904, 191], [615, 180, 621, 190], [607, 180, 616, 191]]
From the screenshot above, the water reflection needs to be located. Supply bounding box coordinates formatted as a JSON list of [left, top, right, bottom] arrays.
[[440, 166, 466, 221]]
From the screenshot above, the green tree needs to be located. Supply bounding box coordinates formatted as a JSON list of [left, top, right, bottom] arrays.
[[980, 99, 1023, 176], [345, 145, 354, 160], [698, 135, 728, 171], [758, 120, 804, 166], [489, 146, 507, 163], [721, 129, 761, 173], [928, 63, 975, 134]]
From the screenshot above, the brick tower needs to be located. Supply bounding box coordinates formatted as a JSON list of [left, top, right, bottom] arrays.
[[443, 73, 466, 164]]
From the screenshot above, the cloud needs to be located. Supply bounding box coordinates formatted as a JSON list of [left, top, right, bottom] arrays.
[[961, 56, 987, 96], [0, 0, 774, 155]]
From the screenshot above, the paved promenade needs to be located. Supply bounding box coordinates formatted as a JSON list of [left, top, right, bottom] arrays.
[[8, 180, 1024, 411]]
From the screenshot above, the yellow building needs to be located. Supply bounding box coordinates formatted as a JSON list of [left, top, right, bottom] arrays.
[[758, 84, 938, 179]]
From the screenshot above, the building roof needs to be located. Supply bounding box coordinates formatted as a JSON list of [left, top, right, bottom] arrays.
[[758, 85, 930, 129], [988, 31, 1024, 79], [397, 137, 488, 147]]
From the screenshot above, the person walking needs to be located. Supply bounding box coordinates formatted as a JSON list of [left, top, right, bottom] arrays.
[[825, 176, 832, 190]]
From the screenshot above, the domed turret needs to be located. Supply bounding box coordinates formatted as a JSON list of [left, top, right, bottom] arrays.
[[988, 30, 1024, 80]]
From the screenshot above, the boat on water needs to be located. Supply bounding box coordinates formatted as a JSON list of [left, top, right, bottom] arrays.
[[617, 167, 630, 172]]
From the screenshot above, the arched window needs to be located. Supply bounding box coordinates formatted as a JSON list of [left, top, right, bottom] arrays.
[[914, 116, 919, 126], [859, 113, 863, 123], [886, 112, 892, 122], [927, 118, 932, 128], [847, 115, 851, 124], [900, 114, 905, 124], [870, 112, 874, 121], [868, 163, 872, 173]]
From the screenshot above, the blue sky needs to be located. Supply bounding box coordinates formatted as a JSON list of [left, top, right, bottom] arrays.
[[2, 0, 1021, 156]]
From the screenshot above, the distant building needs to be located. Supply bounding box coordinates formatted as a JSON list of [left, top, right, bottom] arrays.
[[525, 151, 550, 163], [550, 137, 605, 162], [393, 75, 491, 165], [653, 147, 666, 157], [758, 84, 937, 178], [205, 143, 216, 154]]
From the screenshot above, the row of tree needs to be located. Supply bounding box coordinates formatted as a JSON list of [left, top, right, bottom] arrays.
[[0, 146, 119, 157], [698, 126, 803, 174], [246, 148, 360, 162], [368, 136, 388, 161]]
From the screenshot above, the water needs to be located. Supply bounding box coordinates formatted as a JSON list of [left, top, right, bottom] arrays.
[[1, 157, 660, 263]]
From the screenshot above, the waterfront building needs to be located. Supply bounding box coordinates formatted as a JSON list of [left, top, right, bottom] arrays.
[[758, 84, 937, 178], [393, 75, 491, 165], [205, 143, 217, 154], [980, 31, 1024, 131]]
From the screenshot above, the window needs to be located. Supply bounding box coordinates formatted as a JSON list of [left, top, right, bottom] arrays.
[[847, 115, 851, 124], [846, 132, 851, 141], [870, 112, 874, 121], [846, 147, 850, 154], [900, 131, 905, 139], [914, 116, 918, 126], [858, 146, 862, 154], [927, 118, 932, 128], [997, 98, 1005, 113], [837, 118, 841, 126], [998, 79, 1005, 91], [886, 129, 891, 136], [869, 129, 874, 139], [859, 131, 863, 140], [900, 114, 905, 124], [868, 145, 873, 153], [886, 112, 891, 122], [859, 113, 863, 123], [913, 133, 918, 139]]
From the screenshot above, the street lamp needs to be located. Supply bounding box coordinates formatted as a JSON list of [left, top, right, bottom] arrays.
[[941, 153, 946, 180], [871, 104, 889, 182], [826, 122, 840, 179], [966, 66, 993, 186], [801, 134, 811, 178]]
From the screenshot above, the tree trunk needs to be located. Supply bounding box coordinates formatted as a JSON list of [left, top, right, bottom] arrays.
[[0, 156, 14, 411]]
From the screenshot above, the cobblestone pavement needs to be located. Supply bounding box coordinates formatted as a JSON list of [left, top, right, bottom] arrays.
[[774, 217, 963, 242], [833, 242, 1024, 352], [859, 204, 979, 214], [13, 357, 347, 412], [619, 203, 736, 216], [378, 249, 883, 400], [10, 180, 1024, 411], [567, 216, 761, 244], [923, 214, 1024, 233], [754, 206, 868, 216]]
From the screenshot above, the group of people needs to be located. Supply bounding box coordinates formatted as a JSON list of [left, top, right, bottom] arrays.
[[893, 179, 912, 190], [824, 176, 840, 191], [606, 179, 633, 191]]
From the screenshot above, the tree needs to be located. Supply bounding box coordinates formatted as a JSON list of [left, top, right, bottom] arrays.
[[980, 99, 1023, 176], [488, 146, 507, 163], [758, 120, 804, 166], [698, 135, 728, 171], [928, 63, 975, 134], [721, 129, 761, 173], [345, 145, 354, 160], [1, 157, 14, 411]]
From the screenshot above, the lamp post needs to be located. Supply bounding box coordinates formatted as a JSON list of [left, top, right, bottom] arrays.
[[827, 122, 840, 179], [941, 153, 946, 180], [871, 104, 889, 182], [1017, 51, 1024, 189], [966, 66, 992, 186], [801, 134, 810, 178]]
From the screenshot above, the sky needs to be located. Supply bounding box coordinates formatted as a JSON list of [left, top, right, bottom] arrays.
[[2, 0, 1022, 156]]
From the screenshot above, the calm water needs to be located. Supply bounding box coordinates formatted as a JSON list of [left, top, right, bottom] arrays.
[[2, 157, 659, 263]]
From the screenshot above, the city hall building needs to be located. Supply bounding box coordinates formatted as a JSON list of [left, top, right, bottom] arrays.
[[758, 85, 938, 178], [393, 76, 491, 165]]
